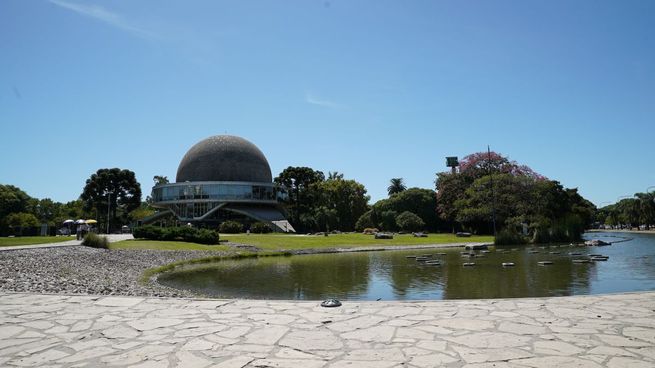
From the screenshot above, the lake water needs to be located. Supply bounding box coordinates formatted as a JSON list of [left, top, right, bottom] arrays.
[[158, 231, 655, 300]]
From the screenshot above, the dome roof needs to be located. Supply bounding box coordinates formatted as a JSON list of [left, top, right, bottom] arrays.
[[176, 135, 273, 183]]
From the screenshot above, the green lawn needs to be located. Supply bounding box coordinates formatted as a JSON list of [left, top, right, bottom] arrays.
[[0, 236, 75, 247], [109, 240, 232, 252], [220, 232, 493, 251], [111, 233, 493, 252]]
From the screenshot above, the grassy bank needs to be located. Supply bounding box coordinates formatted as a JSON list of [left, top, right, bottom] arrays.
[[220, 233, 493, 250], [114, 233, 492, 252], [109, 240, 232, 252], [0, 236, 74, 247]]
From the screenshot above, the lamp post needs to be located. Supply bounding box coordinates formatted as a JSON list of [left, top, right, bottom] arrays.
[[106, 191, 111, 234], [487, 146, 497, 237]]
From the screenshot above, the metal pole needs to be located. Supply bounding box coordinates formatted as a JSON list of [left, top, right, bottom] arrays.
[[488, 146, 497, 237], [107, 192, 111, 234]]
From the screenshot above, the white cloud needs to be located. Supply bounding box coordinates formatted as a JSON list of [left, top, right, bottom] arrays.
[[305, 91, 346, 109], [49, 0, 157, 40]]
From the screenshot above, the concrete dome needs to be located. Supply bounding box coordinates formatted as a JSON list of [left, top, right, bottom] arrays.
[[176, 135, 272, 183]]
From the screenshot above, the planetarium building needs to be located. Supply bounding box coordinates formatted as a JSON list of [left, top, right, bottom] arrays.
[[149, 135, 292, 231]]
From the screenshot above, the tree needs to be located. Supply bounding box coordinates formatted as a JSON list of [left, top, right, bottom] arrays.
[[436, 151, 547, 233], [0, 184, 32, 220], [4, 212, 39, 236], [355, 210, 376, 231], [387, 178, 407, 196], [458, 151, 545, 180], [635, 192, 655, 229], [313, 176, 370, 231], [396, 211, 425, 232], [128, 202, 156, 222], [379, 210, 398, 231], [153, 175, 169, 185], [32, 198, 64, 226], [274, 167, 325, 232], [80, 168, 142, 233], [375, 188, 438, 231]]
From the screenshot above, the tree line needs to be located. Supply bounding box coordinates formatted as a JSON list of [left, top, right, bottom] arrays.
[[0, 168, 144, 236], [596, 192, 655, 229], [3, 151, 606, 240], [274, 167, 439, 233]]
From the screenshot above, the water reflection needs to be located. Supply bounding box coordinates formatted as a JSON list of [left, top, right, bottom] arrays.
[[158, 232, 655, 300]]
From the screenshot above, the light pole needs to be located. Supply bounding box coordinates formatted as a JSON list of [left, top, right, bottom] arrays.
[[487, 146, 497, 237], [106, 191, 111, 234]]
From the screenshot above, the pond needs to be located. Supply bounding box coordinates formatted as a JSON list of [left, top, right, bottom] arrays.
[[158, 232, 655, 300]]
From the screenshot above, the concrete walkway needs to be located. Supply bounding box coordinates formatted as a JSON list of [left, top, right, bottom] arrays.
[[0, 234, 134, 252], [1, 292, 654, 367]]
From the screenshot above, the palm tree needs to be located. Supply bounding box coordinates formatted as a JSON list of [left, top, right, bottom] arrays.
[[387, 178, 407, 196]]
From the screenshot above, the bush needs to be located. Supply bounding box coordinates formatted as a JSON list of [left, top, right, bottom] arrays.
[[82, 232, 109, 248], [250, 222, 272, 234], [355, 211, 375, 231], [395, 211, 425, 232], [132, 225, 219, 245], [379, 210, 398, 231], [494, 229, 527, 245], [192, 229, 220, 244], [219, 220, 243, 234], [132, 225, 163, 240]]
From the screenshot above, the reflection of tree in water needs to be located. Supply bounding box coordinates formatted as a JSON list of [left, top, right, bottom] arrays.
[[160, 253, 371, 300], [442, 250, 592, 299], [385, 253, 446, 299], [287, 253, 370, 299]]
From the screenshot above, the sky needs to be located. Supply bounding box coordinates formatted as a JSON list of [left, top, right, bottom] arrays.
[[1, 0, 654, 207]]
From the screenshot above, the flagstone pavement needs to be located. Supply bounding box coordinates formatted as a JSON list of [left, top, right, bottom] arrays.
[[1, 291, 654, 367]]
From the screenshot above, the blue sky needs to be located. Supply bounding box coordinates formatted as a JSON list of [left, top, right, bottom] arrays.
[[1, 0, 654, 206]]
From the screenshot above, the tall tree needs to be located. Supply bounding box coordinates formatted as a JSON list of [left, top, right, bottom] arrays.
[[635, 192, 655, 229], [313, 176, 370, 231], [80, 168, 142, 233], [0, 184, 32, 220], [387, 178, 407, 196], [274, 167, 325, 232]]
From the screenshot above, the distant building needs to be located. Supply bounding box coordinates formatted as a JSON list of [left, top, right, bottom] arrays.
[[148, 135, 293, 232]]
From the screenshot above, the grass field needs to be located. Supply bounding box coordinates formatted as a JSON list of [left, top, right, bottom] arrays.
[[109, 240, 232, 252], [219, 232, 492, 251], [113, 233, 492, 252], [0, 236, 74, 247]]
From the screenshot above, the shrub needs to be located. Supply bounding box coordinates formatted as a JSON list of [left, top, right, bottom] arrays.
[[82, 232, 109, 249], [219, 220, 243, 234], [192, 229, 220, 244], [132, 225, 163, 240], [379, 210, 398, 231], [355, 211, 375, 231], [131, 225, 219, 245], [494, 229, 527, 245], [250, 222, 272, 234], [395, 211, 425, 232]]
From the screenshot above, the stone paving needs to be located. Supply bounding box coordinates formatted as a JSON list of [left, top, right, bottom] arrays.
[[1, 292, 654, 367]]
